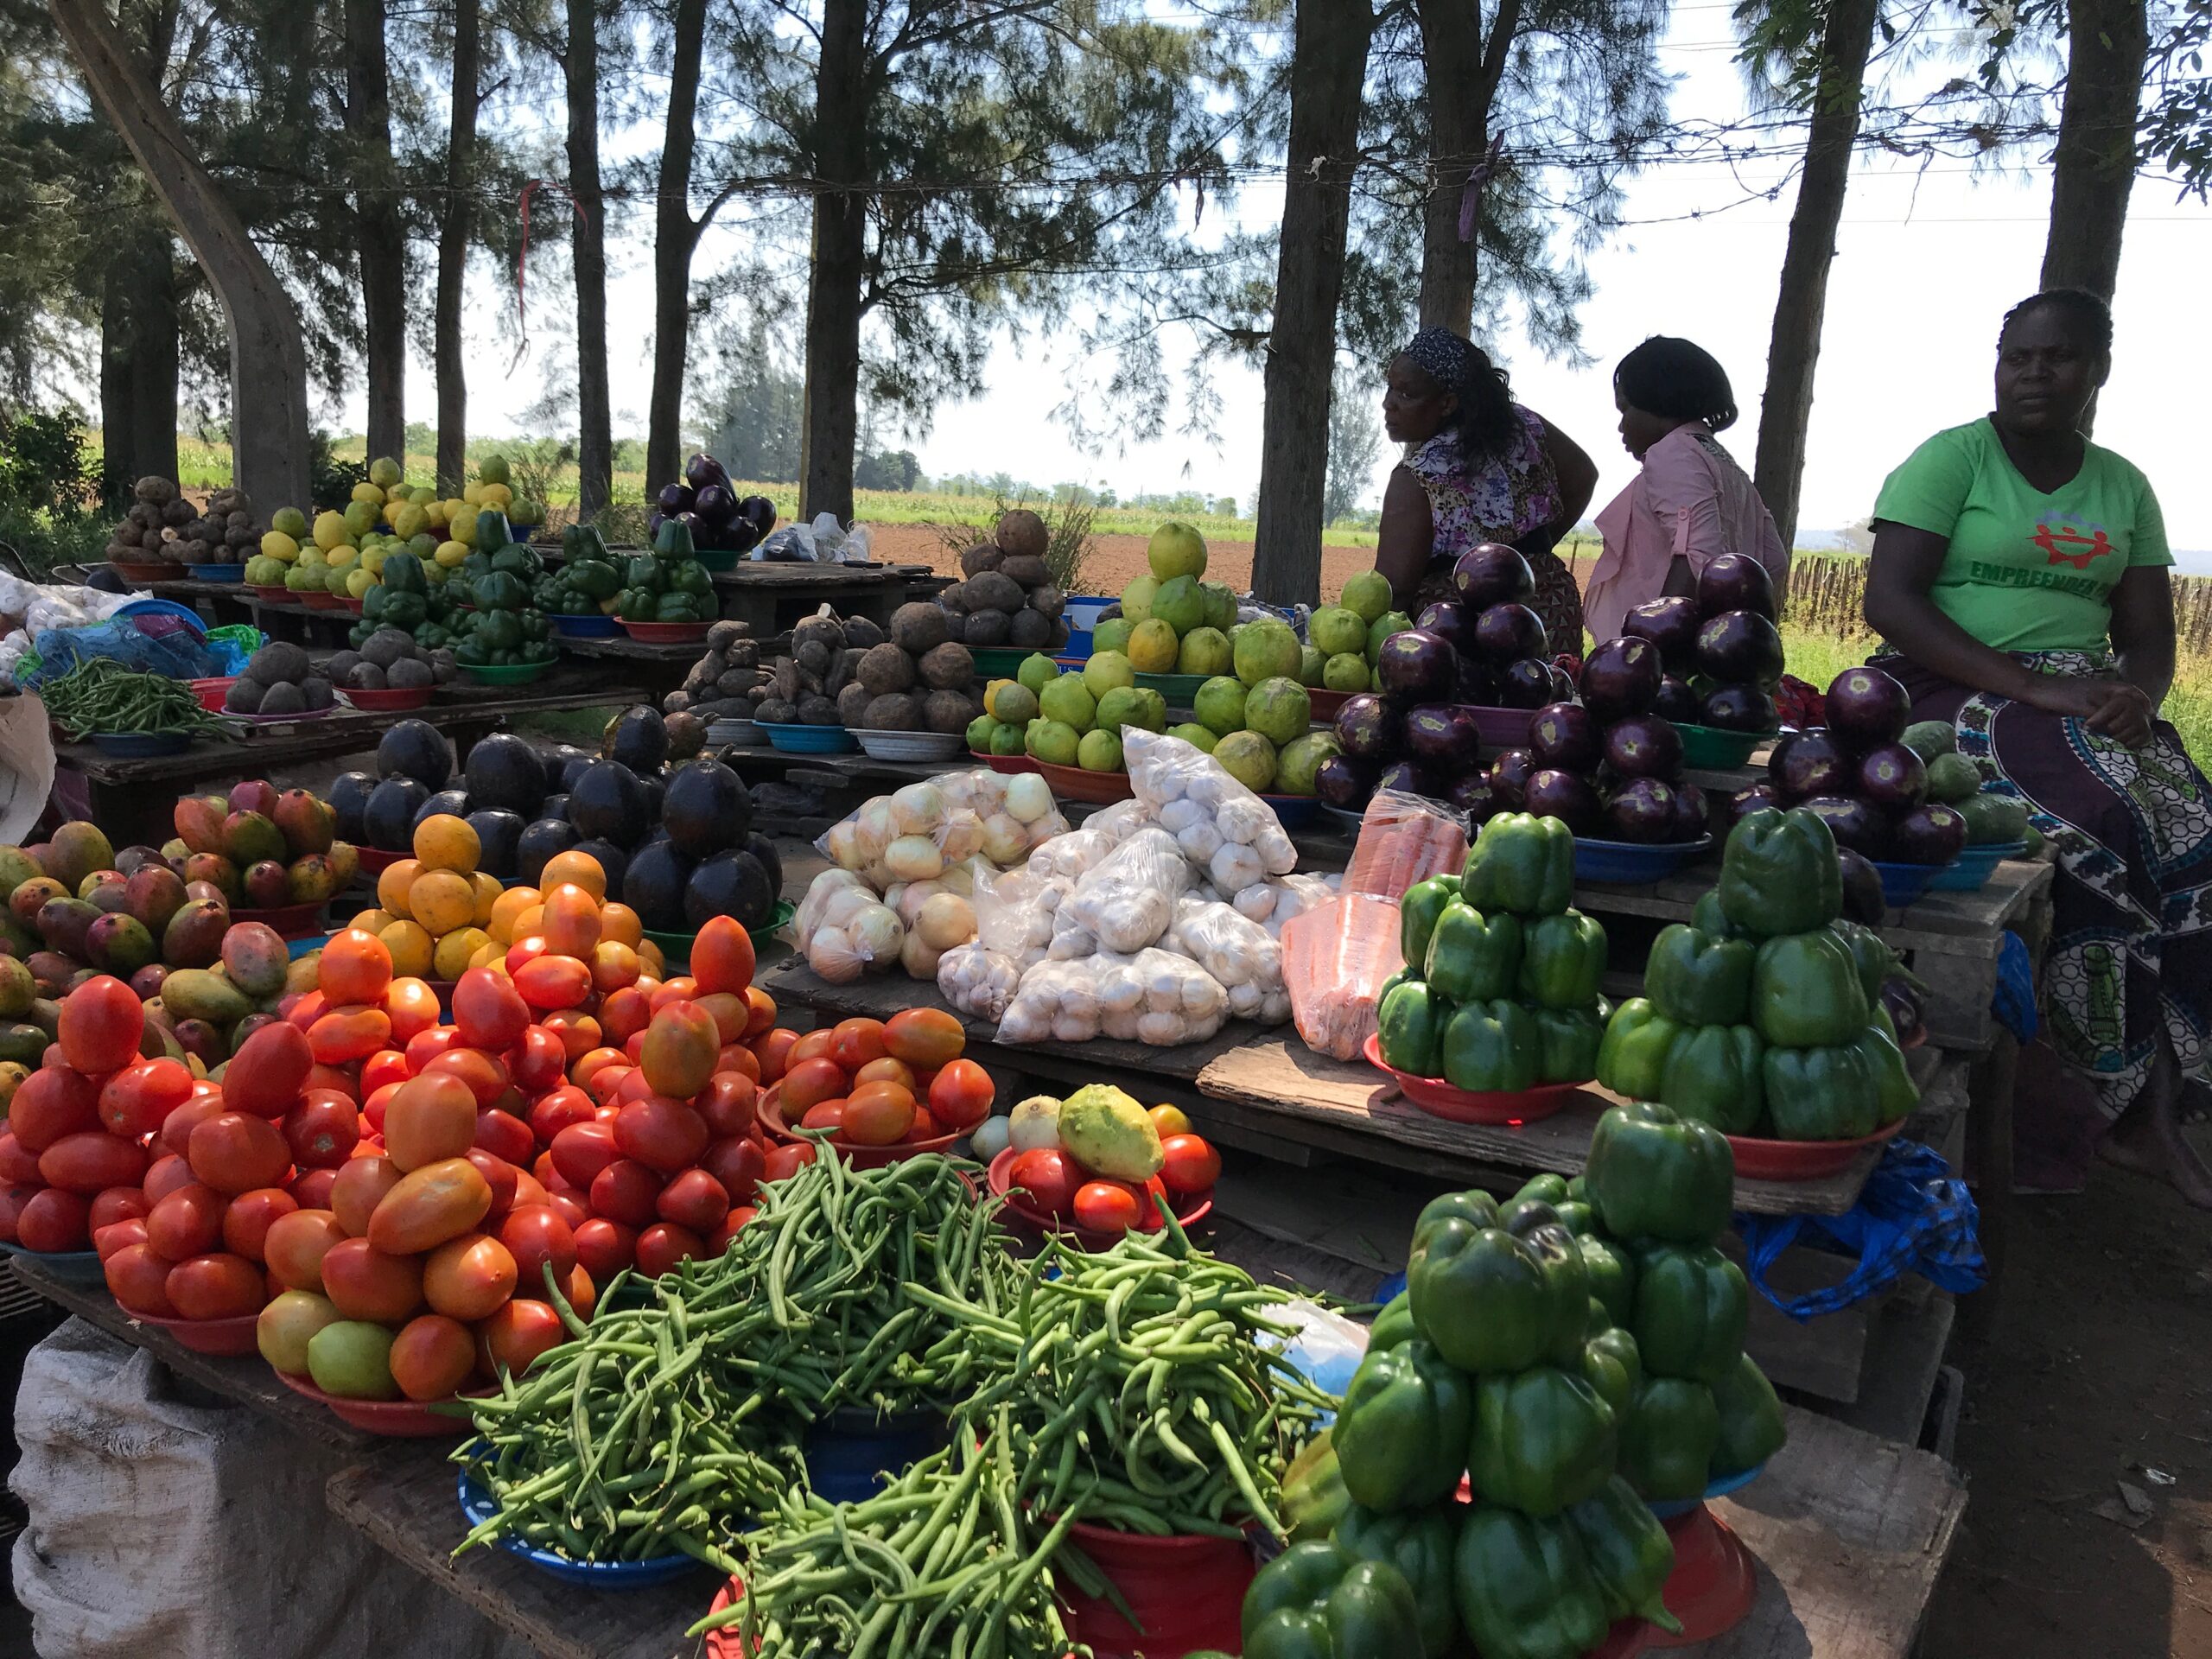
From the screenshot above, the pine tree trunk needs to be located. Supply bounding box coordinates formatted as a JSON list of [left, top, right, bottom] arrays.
[[1416, 0, 1519, 334], [566, 0, 611, 520], [346, 0, 405, 466], [798, 0, 869, 524], [99, 259, 137, 499], [1252, 0, 1373, 606], [130, 255, 177, 489], [1751, 0, 1877, 550], [435, 0, 480, 494], [645, 0, 708, 497]]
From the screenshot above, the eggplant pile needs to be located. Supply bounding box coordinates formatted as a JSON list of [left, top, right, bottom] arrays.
[[1507, 652, 1712, 843], [1621, 553, 1785, 734], [1314, 543, 1572, 811], [1745, 666, 1967, 867], [648, 452, 776, 556]]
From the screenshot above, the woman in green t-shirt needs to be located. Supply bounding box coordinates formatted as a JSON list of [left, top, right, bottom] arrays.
[[1866, 288, 2212, 1205]]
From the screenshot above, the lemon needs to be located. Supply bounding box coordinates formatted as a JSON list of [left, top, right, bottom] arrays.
[[461, 482, 483, 505], [469, 871, 504, 927], [392, 503, 427, 540], [349, 480, 385, 506], [327, 544, 359, 569], [344, 567, 372, 598], [435, 926, 490, 980], [477, 454, 511, 486], [467, 939, 503, 972], [362, 545, 388, 576], [258, 529, 299, 563], [408, 869, 477, 937], [386, 483, 414, 502], [375, 858, 420, 918], [435, 539, 467, 569], [271, 506, 308, 538], [350, 906, 395, 934], [1127, 618, 1180, 672], [479, 481, 512, 509], [312, 510, 350, 550], [368, 455, 403, 488], [378, 919, 435, 979], [342, 500, 378, 537], [451, 514, 478, 548]]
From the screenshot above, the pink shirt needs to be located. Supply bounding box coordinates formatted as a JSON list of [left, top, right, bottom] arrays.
[[1586, 425, 1789, 644]]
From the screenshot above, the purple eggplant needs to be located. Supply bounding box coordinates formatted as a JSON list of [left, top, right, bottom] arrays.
[[1376, 760, 1440, 799], [1825, 665, 1912, 753], [684, 452, 731, 493], [1623, 596, 1701, 671], [1452, 543, 1536, 608], [1447, 774, 1504, 823], [1892, 802, 1969, 866], [1798, 795, 1891, 859], [1414, 601, 1478, 658], [1405, 704, 1485, 773], [1474, 602, 1548, 664], [1696, 551, 1777, 620], [1580, 636, 1662, 723], [1605, 777, 1681, 842], [1497, 659, 1556, 709], [1487, 748, 1537, 810], [693, 483, 739, 526], [1879, 974, 1922, 1041], [1654, 675, 1702, 724], [1333, 693, 1404, 761], [1671, 781, 1712, 844], [1857, 741, 1929, 810], [658, 482, 696, 515], [1524, 769, 1604, 836], [1840, 849, 1887, 926], [1529, 702, 1604, 773], [1694, 610, 1785, 688], [1376, 629, 1461, 705], [1604, 715, 1684, 781], [1315, 754, 1379, 810], [1728, 782, 1783, 826], [1700, 683, 1777, 733], [1769, 728, 1853, 804]]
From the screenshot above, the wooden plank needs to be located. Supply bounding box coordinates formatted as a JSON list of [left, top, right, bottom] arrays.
[[1196, 1036, 1874, 1217], [1703, 1407, 1967, 1659], [1834, 1294, 1956, 1448], [325, 1451, 701, 1659], [10, 1256, 378, 1453]]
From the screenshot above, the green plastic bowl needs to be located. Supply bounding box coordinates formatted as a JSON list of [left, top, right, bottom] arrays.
[[969, 647, 1039, 678], [458, 660, 555, 686], [1674, 721, 1777, 769], [1134, 671, 1210, 703]]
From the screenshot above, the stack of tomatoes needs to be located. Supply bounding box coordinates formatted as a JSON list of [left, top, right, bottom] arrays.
[[1003, 1103, 1222, 1239], [765, 1009, 995, 1154]]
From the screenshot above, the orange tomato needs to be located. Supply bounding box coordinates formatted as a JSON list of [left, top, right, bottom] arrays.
[[515, 954, 592, 1013], [588, 940, 641, 994], [584, 1063, 634, 1106], [283, 990, 327, 1033], [330, 1154, 404, 1237], [691, 992, 749, 1045], [779, 1058, 847, 1116], [188, 1111, 292, 1196], [321, 1236, 424, 1323], [741, 988, 778, 1041], [543, 1010, 602, 1063], [361, 1049, 414, 1096], [570, 1046, 627, 1090], [751, 1028, 798, 1084], [639, 1003, 721, 1099], [423, 1231, 519, 1320], [1071, 1180, 1141, 1236], [540, 884, 601, 959], [320, 929, 395, 1007], [365, 1156, 494, 1255], [715, 1042, 761, 1084], [884, 1007, 964, 1070], [422, 1048, 512, 1108], [452, 968, 530, 1052], [690, 917, 757, 997], [382, 1071, 480, 1173], [476, 1298, 564, 1381], [788, 1028, 836, 1069], [828, 1018, 888, 1072], [308, 1005, 392, 1065], [597, 986, 652, 1045], [389, 1313, 477, 1402], [853, 1057, 916, 1091], [565, 1263, 598, 1319], [840, 1082, 916, 1147], [597, 900, 642, 948], [264, 1208, 348, 1292], [384, 977, 443, 1043], [406, 1026, 462, 1074], [164, 1252, 265, 1320]]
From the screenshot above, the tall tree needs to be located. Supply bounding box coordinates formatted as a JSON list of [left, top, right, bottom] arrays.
[[346, 0, 406, 464], [798, 0, 868, 522], [2039, 0, 2148, 302], [1414, 0, 1521, 334], [563, 0, 611, 518], [1251, 0, 1372, 604], [1745, 0, 1880, 550], [645, 0, 723, 496], [436, 0, 480, 493]]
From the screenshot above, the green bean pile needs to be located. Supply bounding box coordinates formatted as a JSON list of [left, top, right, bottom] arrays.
[[918, 1212, 1333, 1541], [39, 658, 230, 739], [694, 1417, 1090, 1659]]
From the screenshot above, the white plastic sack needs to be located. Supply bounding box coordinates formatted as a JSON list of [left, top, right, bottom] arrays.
[[1126, 729, 1298, 879], [1169, 894, 1291, 1025], [818, 771, 1065, 886], [791, 870, 903, 982], [938, 943, 1023, 1020], [975, 866, 1072, 969], [10, 1318, 532, 1659], [996, 947, 1228, 1048], [1053, 827, 1192, 957]]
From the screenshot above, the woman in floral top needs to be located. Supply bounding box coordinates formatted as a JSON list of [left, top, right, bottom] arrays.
[[1374, 327, 1598, 651]]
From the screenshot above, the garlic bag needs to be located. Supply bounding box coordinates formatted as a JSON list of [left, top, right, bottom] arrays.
[[996, 949, 1228, 1048], [1125, 728, 1300, 879], [938, 943, 1022, 1020], [815, 767, 1070, 881], [1058, 827, 1192, 954], [996, 958, 1106, 1045], [976, 866, 1072, 969]]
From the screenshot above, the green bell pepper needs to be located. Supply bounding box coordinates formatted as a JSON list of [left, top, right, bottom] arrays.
[[382, 550, 428, 594], [1827, 919, 1896, 1005], [1581, 1325, 1643, 1415], [1565, 1476, 1682, 1631], [671, 560, 715, 598], [1718, 806, 1841, 938], [1368, 1292, 1418, 1355], [1407, 1215, 1581, 1376], [1243, 1541, 1424, 1659], [1518, 909, 1606, 1010], [1579, 1235, 1637, 1327], [1376, 982, 1450, 1077], [1553, 1198, 1594, 1236], [561, 523, 609, 561], [1631, 1243, 1749, 1383], [1761, 1042, 1878, 1140], [1501, 1209, 1593, 1368], [1411, 1188, 1499, 1254], [655, 590, 705, 621], [1332, 1339, 1475, 1511], [1658, 1023, 1765, 1135], [1334, 1504, 1459, 1658], [1751, 929, 1870, 1048], [1468, 1365, 1618, 1518], [1709, 1351, 1789, 1477], [1529, 1006, 1603, 1084], [653, 515, 696, 560], [568, 556, 620, 599], [1452, 1505, 1611, 1659], [1851, 1020, 1918, 1124], [1514, 1173, 1572, 1208], [1585, 1101, 1734, 1246], [1643, 923, 1754, 1026], [1399, 875, 1459, 974], [472, 570, 527, 612], [1691, 888, 1738, 938], [1594, 998, 1681, 1101], [1425, 904, 1521, 1004], [1440, 999, 1538, 1094], [1463, 811, 1576, 918], [1281, 1427, 1352, 1542], [474, 508, 512, 551], [1618, 1376, 1719, 1501]]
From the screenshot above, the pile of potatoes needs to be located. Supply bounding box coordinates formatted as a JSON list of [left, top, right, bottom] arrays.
[[662, 620, 763, 719], [936, 510, 1071, 651], [841, 603, 982, 734], [107, 477, 267, 568], [323, 628, 458, 693]]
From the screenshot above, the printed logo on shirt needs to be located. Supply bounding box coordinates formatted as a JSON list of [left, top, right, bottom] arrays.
[[2032, 517, 2116, 570]]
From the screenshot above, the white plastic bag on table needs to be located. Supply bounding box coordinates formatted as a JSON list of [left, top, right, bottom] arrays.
[[996, 947, 1229, 1047], [1281, 893, 1407, 1061], [1225, 872, 1343, 938], [10, 1318, 533, 1659], [817, 772, 1067, 883], [938, 942, 1023, 1020], [1341, 789, 1470, 897], [976, 865, 1072, 969], [793, 872, 905, 982], [1258, 1298, 1374, 1416], [1054, 826, 1192, 956], [1127, 729, 1298, 877], [1170, 894, 1290, 1024]]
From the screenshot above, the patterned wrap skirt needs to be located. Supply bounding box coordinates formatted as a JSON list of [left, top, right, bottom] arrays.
[[1414, 545, 1586, 657]]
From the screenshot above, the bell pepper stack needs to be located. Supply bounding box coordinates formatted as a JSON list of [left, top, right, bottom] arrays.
[[1375, 813, 1611, 1092], [1595, 804, 1918, 1140]]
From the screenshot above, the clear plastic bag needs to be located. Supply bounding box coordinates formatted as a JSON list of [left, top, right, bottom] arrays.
[[1125, 729, 1298, 877], [817, 771, 1066, 887], [1169, 895, 1290, 1025], [1281, 893, 1407, 1060], [1341, 790, 1471, 898], [793, 871, 904, 982], [938, 943, 1023, 1020], [996, 947, 1229, 1047], [974, 865, 1071, 969], [1056, 826, 1193, 955]]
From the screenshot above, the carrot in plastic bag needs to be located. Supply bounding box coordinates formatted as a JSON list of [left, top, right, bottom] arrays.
[[1342, 790, 1469, 898], [1282, 893, 1406, 1061]]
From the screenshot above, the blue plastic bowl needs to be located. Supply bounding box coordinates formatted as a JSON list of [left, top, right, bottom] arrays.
[[455, 1465, 701, 1587], [1261, 793, 1321, 830], [762, 722, 859, 754], [0, 1241, 107, 1284], [92, 731, 193, 757], [1320, 804, 1367, 836], [1925, 840, 2028, 893], [1648, 1460, 1770, 1521], [1872, 859, 1944, 906], [801, 1407, 950, 1503], [114, 598, 210, 634], [286, 931, 333, 960], [1573, 836, 1714, 884], [188, 563, 246, 582], [550, 613, 621, 638]]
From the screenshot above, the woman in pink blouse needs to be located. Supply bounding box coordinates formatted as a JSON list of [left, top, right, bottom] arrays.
[[1585, 337, 1789, 644]]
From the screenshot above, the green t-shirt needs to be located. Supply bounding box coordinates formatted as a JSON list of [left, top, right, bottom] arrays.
[[1872, 417, 2171, 652]]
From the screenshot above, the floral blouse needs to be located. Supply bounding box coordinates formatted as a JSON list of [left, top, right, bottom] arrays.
[[1407, 408, 1564, 564]]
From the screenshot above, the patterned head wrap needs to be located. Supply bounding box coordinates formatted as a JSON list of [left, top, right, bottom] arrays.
[[1401, 327, 1477, 399]]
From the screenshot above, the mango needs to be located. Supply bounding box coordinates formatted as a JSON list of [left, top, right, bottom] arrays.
[[125, 864, 189, 934], [46, 822, 114, 893], [288, 854, 340, 905], [161, 967, 251, 1027], [273, 790, 335, 856], [86, 912, 156, 978], [184, 854, 241, 903], [162, 899, 232, 969], [174, 796, 228, 855], [221, 922, 291, 1000], [222, 810, 287, 869], [35, 896, 98, 960]]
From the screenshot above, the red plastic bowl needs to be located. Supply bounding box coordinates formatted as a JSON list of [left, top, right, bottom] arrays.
[[757, 1093, 960, 1168], [1725, 1116, 1905, 1180], [339, 685, 435, 712], [1057, 1520, 1252, 1656], [232, 899, 327, 939], [299, 590, 346, 610], [191, 677, 237, 711], [273, 1370, 480, 1437], [1647, 1503, 1757, 1648], [127, 1309, 261, 1355], [355, 847, 405, 874], [969, 749, 1041, 775], [250, 584, 289, 601], [620, 620, 713, 645], [1361, 1033, 1586, 1127], [1306, 688, 1354, 722], [1033, 760, 1135, 804], [986, 1147, 1211, 1248]]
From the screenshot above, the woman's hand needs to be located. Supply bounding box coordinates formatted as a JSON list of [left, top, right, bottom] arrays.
[[2022, 674, 2156, 747]]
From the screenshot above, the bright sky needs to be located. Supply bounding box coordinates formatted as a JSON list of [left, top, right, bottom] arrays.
[[373, 6, 2212, 555]]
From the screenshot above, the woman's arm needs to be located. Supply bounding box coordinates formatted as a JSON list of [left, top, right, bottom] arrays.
[[2108, 563, 2176, 714], [1866, 522, 2153, 742], [1375, 465, 1434, 608], [1537, 417, 1599, 533]]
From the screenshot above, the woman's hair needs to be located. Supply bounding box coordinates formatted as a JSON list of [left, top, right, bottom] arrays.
[[1399, 327, 1522, 461], [1999, 287, 2113, 358], [1613, 336, 1738, 432]]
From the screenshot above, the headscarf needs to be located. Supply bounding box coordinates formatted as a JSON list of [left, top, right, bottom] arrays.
[[1397, 327, 1520, 462], [1402, 327, 1477, 401]]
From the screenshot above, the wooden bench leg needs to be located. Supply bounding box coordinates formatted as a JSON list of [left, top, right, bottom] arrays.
[[1961, 1028, 2018, 1340]]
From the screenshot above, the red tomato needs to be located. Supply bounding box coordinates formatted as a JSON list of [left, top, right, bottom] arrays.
[[762, 1142, 816, 1183], [690, 916, 757, 998], [303, 1063, 360, 1103], [511, 1026, 569, 1095], [714, 1043, 761, 1084], [697, 1072, 758, 1139], [903, 1105, 943, 1144], [289, 1166, 341, 1211], [220, 1187, 299, 1262], [588, 1158, 663, 1228], [884, 1008, 963, 1071], [741, 988, 777, 1043], [709, 1205, 758, 1255], [10, 1066, 100, 1154], [613, 1067, 658, 1105], [473, 1107, 536, 1170], [752, 1028, 798, 1084], [284, 1095, 361, 1169], [220, 1022, 314, 1118], [514, 955, 592, 1013], [88, 1186, 149, 1231], [780, 1058, 847, 1116], [160, 1095, 228, 1161], [307, 1005, 391, 1065], [58, 975, 143, 1075], [499, 1205, 578, 1295], [584, 1063, 636, 1106], [105, 1242, 179, 1315], [565, 1262, 599, 1319], [852, 1057, 916, 1091], [330, 1154, 404, 1238], [647, 976, 699, 1013], [406, 1026, 462, 1073], [93, 1217, 148, 1262], [143, 1153, 194, 1206], [35, 1131, 148, 1196], [841, 1083, 915, 1147], [1158, 1133, 1222, 1196], [613, 1096, 709, 1174], [0, 1184, 35, 1244], [320, 1236, 424, 1322], [701, 1135, 765, 1205], [1133, 1176, 1168, 1233], [633, 1222, 703, 1277], [283, 991, 327, 1033], [390, 1313, 476, 1402], [146, 1182, 227, 1260], [363, 1082, 402, 1134], [361, 1049, 413, 1096], [597, 987, 652, 1046], [365, 1157, 494, 1255], [549, 1121, 621, 1190], [529, 1085, 596, 1147], [164, 1251, 265, 1319], [824, 1018, 886, 1074], [16, 1187, 92, 1252], [656, 1169, 729, 1234], [462, 1147, 520, 1225], [99, 1058, 194, 1139], [1009, 1148, 1082, 1217], [543, 1191, 589, 1231], [0, 1132, 40, 1185], [799, 1099, 845, 1133], [424, 1231, 519, 1321], [264, 1208, 348, 1292], [573, 1217, 636, 1280], [926, 1059, 995, 1132], [422, 1049, 511, 1109], [477, 1298, 564, 1380], [454, 969, 531, 1052], [1072, 1181, 1141, 1236], [188, 1112, 292, 1196]]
